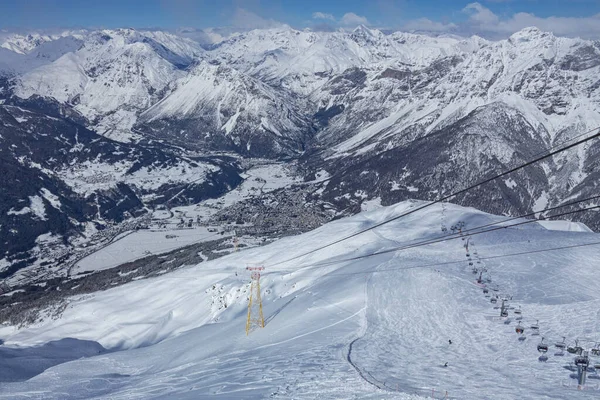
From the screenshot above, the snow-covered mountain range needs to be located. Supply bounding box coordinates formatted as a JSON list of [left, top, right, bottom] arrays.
[[1, 25, 600, 279]]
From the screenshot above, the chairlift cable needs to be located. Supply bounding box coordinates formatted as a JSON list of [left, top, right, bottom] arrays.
[[302, 203, 600, 269], [267, 127, 600, 268]]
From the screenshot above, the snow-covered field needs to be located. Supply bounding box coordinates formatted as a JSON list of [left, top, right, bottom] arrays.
[[58, 159, 217, 197], [0, 201, 599, 399], [73, 227, 225, 274]]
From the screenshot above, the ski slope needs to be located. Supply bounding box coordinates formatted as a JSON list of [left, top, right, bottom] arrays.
[[0, 200, 599, 399]]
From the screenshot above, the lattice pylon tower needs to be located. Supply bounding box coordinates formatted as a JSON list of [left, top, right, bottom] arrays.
[[246, 266, 265, 335]]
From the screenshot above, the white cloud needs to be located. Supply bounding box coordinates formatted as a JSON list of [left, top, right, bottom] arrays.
[[231, 8, 286, 30], [341, 12, 370, 26], [462, 2, 600, 38], [403, 18, 458, 33], [463, 2, 499, 26], [399, 2, 600, 39], [312, 12, 335, 21]]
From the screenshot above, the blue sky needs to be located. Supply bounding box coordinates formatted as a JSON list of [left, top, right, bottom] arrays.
[[1, 1, 600, 38]]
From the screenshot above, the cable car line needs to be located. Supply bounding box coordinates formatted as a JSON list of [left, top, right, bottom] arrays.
[[266, 127, 600, 268], [301, 238, 600, 279], [299, 203, 600, 270]]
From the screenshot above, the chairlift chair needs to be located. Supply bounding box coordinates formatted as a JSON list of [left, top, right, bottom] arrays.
[[591, 343, 600, 356], [514, 308, 522, 315], [501, 310, 509, 317], [574, 354, 589, 368], [483, 288, 489, 294], [491, 297, 497, 304], [515, 324, 524, 334], [518, 335, 526, 341], [537, 338, 549, 353], [567, 340, 583, 355], [530, 320, 540, 336], [555, 337, 566, 349]]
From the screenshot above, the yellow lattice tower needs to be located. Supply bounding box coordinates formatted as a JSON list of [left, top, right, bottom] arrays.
[[246, 266, 265, 335]]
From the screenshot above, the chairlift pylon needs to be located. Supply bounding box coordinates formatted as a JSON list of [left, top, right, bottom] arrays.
[[574, 352, 589, 367]]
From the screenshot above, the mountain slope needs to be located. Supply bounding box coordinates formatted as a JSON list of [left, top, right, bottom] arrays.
[[0, 96, 242, 277], [13, 29, 203, 141], [2, 25, 600, 280], [319, 102, 550, 217], [0, 201, 598, 398], [302, 28, 600, 229], [137, 61, 314, 158]]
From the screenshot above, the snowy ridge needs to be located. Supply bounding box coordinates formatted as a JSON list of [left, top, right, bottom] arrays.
[[138, 60, 312, 156], [209, 26, 474, 95], [0, 30, 87, 55], [12, 29, 203, 141]]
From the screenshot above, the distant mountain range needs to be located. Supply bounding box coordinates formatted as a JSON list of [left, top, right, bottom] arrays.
[[1, 25, 599, 278]]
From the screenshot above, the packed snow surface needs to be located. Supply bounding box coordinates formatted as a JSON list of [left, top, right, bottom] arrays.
[[0, 201, 599, 399], [73, 227, 226, 274]]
